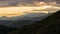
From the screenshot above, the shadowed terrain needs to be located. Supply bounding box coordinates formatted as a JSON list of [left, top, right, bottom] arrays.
[[0, 25, 17, 34]]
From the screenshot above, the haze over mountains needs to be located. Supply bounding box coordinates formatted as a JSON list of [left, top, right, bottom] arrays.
[[0, 13, 48, 27]]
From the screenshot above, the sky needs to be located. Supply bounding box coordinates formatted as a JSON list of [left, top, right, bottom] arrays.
[[0, 0, 60, 6], [0, 0, 7, 1], [0, 0, 60, 3]]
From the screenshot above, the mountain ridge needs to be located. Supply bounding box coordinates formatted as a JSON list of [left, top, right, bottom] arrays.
[[7, 10, 60, 34]]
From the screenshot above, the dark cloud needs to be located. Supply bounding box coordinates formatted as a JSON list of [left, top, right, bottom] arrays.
[[0, 0, 60, 6], [17, 0, 60, 4]]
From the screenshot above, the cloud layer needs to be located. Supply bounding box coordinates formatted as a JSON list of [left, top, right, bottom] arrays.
[[0, 0, 60, 6]]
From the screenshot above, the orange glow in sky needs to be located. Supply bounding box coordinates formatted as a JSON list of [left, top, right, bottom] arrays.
[[0, 6, 59, 17]]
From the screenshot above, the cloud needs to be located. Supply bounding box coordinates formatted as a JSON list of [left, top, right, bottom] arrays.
[[0, 0, 60, 6]]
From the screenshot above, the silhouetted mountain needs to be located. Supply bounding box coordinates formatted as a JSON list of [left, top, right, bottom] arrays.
[[7, 10, 60, 34]]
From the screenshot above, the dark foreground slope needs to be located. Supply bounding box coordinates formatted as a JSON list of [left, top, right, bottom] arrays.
[[7, 10, 60, 34], [0, 25, 17, 34]]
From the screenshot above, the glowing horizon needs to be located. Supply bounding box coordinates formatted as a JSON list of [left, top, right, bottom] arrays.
[[0, 5, 59, 17], [0, 6, 48, 17]]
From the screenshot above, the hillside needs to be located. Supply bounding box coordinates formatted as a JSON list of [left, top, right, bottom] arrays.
[[7, 10, 60, 34], [0, 25, 17, 34]]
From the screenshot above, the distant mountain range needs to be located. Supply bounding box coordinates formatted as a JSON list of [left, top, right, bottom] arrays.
[[0, 13, 48, 21], [0, 13, 48, 28]]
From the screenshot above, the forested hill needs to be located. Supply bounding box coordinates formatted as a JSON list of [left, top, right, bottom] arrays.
[[7, 10, 60, 34]]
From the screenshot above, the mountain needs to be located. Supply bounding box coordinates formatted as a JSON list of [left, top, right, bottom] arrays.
[[0, 13, 48, 28], [7, 10, 60, 34], [0, 13, 48, 21]]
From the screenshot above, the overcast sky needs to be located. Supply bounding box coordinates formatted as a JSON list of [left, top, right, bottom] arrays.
[[0, 0, 60, 4], [0, 0, 59, 1], [0, 0, 60, 6]]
